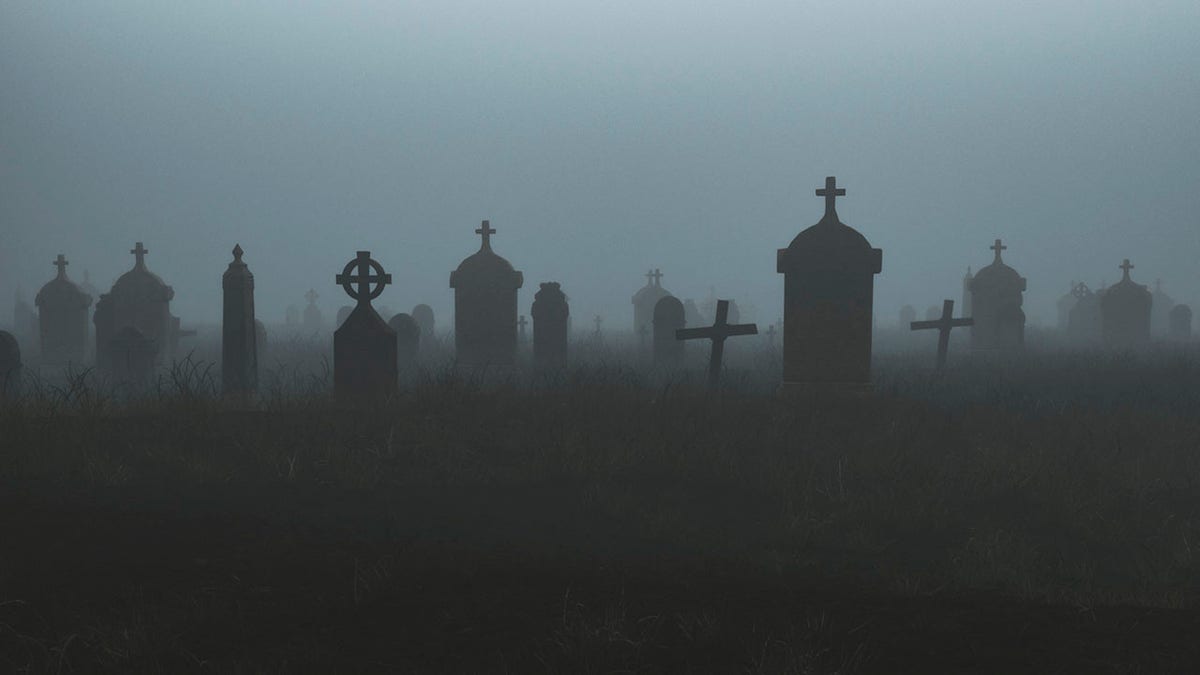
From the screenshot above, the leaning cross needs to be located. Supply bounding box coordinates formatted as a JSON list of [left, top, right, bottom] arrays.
[[910, 299, 973, 370], [676, 299, 758, 386], [990, 239, 1007, 263], [816, 176, 845, 217], [336, 251, 392, 308], [1119, 258, 1134, 280], [53, 254, 69, 278], [130, 242, 149, 267], [476, 220, 496, 249]]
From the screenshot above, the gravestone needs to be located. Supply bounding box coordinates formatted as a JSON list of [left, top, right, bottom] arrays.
[[222, 244, 257, 397], [1169, 304, 1192, 341], [109, 326, 158, 384], [961, 267, 973, 318], [336, 305, 353, 329], [1101, 259, 1152, 349], [531, 282, 569, 367], [449, 220, 524, 366], [35, 254, 93, 365], [387, 313, 421, 369], [0, 331, 21, 401], [910, 299, 973, 369], [285, 305, 300, 326], [652, 296, 686, 366], [94, 242, 178, 370], [777, 177, 882, 391], [899, 305, 917, 328], [334, 251, 398, 397], [412, 304, 436, 345], [676, 299, 758, 386], [632, 269, 671, 336], [1152, 280, 1175, 336], [1067, 282, 1102, 343], [303, 289, 324, 331], [1056, 281, 1079, 331], [969, 239, 1026, 351]]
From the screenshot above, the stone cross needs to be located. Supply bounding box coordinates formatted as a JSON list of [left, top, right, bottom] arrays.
[[676, 299, 758, 386], [476, 220, 496, 249], [910, 299, 973, 369], [130, 242, 149, 267], [990, 239, 1007, 263], [649, 269, 663, 286], [336, 251, 392, 307], [53, 254, 69, 278], [1119, 258, 1134, 280], [816, 176, 845, 217]]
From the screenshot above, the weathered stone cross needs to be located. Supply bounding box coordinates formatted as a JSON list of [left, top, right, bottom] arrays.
[[649, 268, 663, 286], [816, 176, 845, 217], [990, 238, 1007, 262], [910, 299, 973, 369], [130, 242, 149, 267], [1119, 258, 1134, 280], [476, 220, 496, 248], [53, 254, 69, 278], [336, 251, 391, 307], [676, 299, 758, 386]]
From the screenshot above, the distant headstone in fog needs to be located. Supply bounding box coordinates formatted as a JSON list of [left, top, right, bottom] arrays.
[[35, 254, 92, 365], [777, 177, 882, 392], [676, 299, 757, 387], [0, 331, 21, 401], [910, 299, 973, 370], [632, 269, 671, 336], [1101, 259, 1152, 349], [1169, 304, 1192, 341], [336, 305, 353, 329], [303, 289, 323, 331], [1056, 281, 1079, 331], [969, 239, 1026, 351], [222, 245, 258, 397], [1067, 282, 1102, 342], [285, 304, 300, 326], [387, 313, 421, 369], [412, 304, 436, 345], [334, 251, 398, 398], [899, 305, 917, 328], [652, 295, 686, 366], [449, 220, 523, 366], [1152, 280, 1175, 336], [532, 282, 569, 367], [95, 242, 181, 371]]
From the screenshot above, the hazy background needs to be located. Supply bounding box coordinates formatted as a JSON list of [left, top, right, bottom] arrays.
[[2, 0, 1198, 329]]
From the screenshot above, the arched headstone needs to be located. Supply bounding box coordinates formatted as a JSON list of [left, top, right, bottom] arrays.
[[532, 282, 568, 367], [448, 220, 523, 366], [412, 304, 436, 345], [1101, 259, 1151, 349], [388, 313, 421, 369], [652, 296, 685, 366], [35, 254, 92, 365], [969, 239, 1026, 351]]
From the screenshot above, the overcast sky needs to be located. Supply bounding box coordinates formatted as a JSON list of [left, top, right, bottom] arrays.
[[2, 0, 1198, 329]]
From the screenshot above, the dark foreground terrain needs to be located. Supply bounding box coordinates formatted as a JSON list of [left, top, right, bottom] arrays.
[[3, 348, 1200, 673]]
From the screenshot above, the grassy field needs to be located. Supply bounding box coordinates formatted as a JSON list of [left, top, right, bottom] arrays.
[[2, 338, 1200, 672]]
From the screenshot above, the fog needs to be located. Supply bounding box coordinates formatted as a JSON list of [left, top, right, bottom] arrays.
[[2, 1, 1198, 328]]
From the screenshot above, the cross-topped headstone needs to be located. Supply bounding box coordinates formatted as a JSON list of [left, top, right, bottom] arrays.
[[333, 250, 397, 397], [910, 299, 973, 369], [676, 299, 758, 386], [649, 269, 663, 286], [336, 251, 392, 307], [53, 254, 69, 278], [476, 220, 496, 249], [816, 176, 845, 217], [131, 242, 149, 267], [1119, 258, 1135, 280], [990, 238, 1007, 262]]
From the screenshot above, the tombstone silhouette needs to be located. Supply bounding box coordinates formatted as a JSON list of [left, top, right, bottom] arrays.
[[222, 244, 257, 397], [95, 242, 180, 368], [333, 251, 398, 398], [632, 269, 671, 335], [0, 331, 21, 401], [1101, 259, 1152, 349], [910, 299, 973, 369], [412, 304, 436, 345], [531, 282, 569, 367], [969, 239, 1026, 351], [777, 177, 882, 391], [1169, 304, 1192, 341], [302, 289, 323, 331], [652, 296, 686, 366], [387, 313, 421, 369], [676, 299, 758, 386], [1067, 282, 1102, 342], [449, 220, 524, 366], [35, 253, 92, 365]]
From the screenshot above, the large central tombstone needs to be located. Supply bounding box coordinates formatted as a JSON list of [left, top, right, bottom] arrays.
[[222, 245, 257, 397], [969, 239, 1026, 351], [531, 282, 569, 367], [652, 295, 686, 366], [1101, 259, 1152, 349], [449, 220, 524, 366], [35, 254, 93, 365], [776, 177, 882, 391], [632, 269, 671, 335], [334, 251, 397, 397], [94, 242, 181, 372]]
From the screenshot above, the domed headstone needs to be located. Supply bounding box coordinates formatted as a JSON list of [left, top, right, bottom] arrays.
[[222, 245, 258, 397], [969, 239, 1025, 351], [777, 177, 882, 391], [0, 331, 21, 401], [448, 220, 524, 366], [334, 251, 397, 398], [387, 313, 421, 369], [1101, 259, 1152, 349], [1169, 304, 1192, 341], [531, 282, 568, 367], [652, 295, 685, 366], [412, 304, 436, 345], [632, 269, 671, 336], [35, 254, 93, 365], [95, 242, 178, 370]]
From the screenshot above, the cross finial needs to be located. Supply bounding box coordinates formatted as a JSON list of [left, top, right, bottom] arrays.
[[53, 254, 69, 278], [1119, 258, 1134, 280], [815, 176, 845, 219], [232, 244, 244, 262], [989, 238, 1007, 263], [130, 242, 149, 268], [476, 220, 496, 249], [650, 268, 663, 286]]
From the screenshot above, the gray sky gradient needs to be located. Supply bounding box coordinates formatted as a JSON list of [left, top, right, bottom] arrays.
[[2, 1, 1198, 328]]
